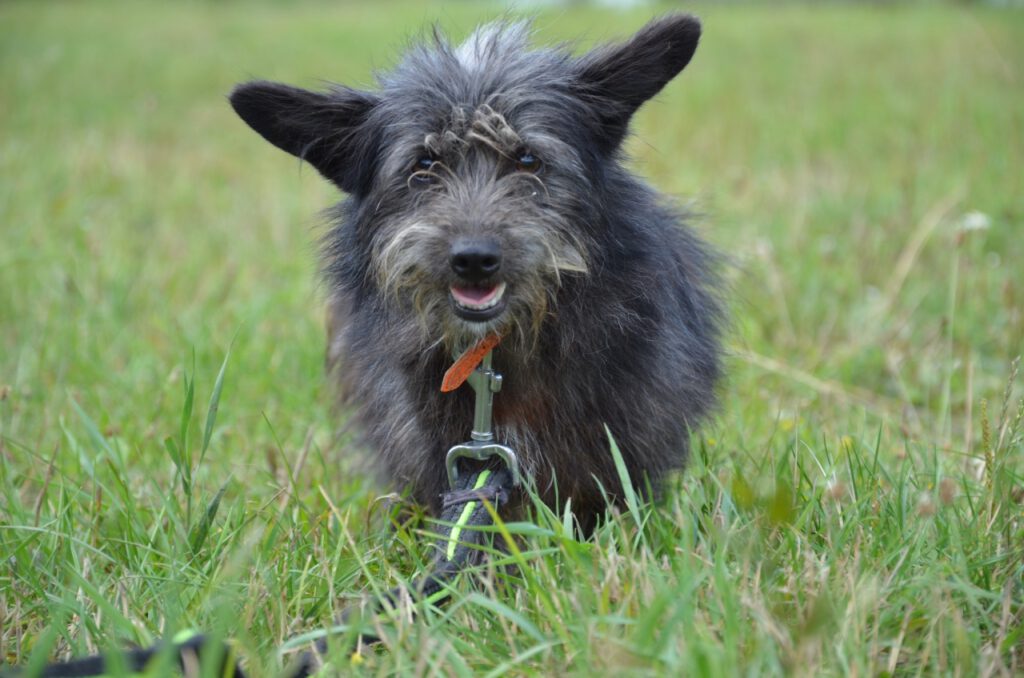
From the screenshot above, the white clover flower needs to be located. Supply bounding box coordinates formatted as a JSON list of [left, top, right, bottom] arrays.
[[959, 210, 991, 232]]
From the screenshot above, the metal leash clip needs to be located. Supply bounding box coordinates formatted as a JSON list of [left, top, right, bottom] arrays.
[[445, 349, 522, 488]]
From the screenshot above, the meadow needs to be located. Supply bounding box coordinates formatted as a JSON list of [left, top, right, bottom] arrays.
[[1, 1, 1022, 675]]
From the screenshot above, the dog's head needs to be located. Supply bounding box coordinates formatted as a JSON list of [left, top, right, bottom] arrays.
[[230, 15, 700, 349]]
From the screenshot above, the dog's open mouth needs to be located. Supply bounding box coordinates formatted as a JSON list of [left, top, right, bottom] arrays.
[[450, 282, 507, 321]]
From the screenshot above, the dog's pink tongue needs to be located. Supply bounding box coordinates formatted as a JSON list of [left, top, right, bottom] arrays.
[[452, 285, 497, 305]]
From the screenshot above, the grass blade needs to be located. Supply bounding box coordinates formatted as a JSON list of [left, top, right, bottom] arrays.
[[605, 424, 642, 525], [200, 343, 233, 467], [189, 482, 229, 555]]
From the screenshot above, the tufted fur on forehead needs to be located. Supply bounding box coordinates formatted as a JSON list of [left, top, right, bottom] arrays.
[[229, 14, 701, 193]]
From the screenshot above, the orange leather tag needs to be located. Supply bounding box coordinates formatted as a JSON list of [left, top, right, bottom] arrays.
[[441, 333, 502, 392]]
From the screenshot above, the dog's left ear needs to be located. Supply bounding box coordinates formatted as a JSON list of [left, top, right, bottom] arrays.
[[229, 80, 380, 194], [576, 14, 701, 152]]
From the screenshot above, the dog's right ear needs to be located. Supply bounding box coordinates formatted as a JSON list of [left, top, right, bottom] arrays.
[[229, 80, 379, 194], [576, 14, 701, 153]]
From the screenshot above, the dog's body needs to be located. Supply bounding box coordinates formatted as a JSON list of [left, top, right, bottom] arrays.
[[231, 15, 723, 529]]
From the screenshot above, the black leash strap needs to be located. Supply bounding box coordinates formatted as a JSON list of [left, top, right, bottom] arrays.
[[5, 466, 515, 678], [0, 630, 242, 678]]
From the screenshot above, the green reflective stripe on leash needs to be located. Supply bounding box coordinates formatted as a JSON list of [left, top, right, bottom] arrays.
[[423, 581, 456, 606], [445, 469, 491, 561], [171, 629, 202, 645]]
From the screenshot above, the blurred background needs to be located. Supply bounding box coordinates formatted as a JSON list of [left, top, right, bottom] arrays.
[[1, 0, 1022, 673]]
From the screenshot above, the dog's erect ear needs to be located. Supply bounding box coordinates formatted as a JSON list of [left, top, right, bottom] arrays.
[[576, 14, 701, 152], [229, 80, 379, 194]]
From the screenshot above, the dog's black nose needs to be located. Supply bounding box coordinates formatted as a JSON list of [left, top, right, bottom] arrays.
[[450, 238, 501, 282]]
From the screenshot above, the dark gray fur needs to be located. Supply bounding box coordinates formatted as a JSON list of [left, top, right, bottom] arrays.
[[230, 15, 724, 531]]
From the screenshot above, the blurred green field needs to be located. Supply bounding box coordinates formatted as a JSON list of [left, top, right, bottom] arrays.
[[2, 1, 1023, 675]]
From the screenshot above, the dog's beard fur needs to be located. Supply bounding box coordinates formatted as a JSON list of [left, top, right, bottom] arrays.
[[230, 15, 723, 529], [373, 216, 588, 354]]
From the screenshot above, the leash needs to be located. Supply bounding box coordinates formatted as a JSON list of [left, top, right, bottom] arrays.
[[285, 466, 517, 677], [7, 336, 519, 678]]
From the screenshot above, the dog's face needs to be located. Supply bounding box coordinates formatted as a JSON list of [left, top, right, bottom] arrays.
[[231, 16, 700, 349]]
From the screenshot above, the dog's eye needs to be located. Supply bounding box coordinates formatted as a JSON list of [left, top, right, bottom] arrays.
[[411, 156, 436, 184], [515, 152, 541, 174]]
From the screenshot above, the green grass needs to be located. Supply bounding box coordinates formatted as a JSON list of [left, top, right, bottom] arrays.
[[2, 1, 1023, 675]]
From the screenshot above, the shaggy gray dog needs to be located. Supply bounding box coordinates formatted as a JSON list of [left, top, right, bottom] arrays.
[[230, 14, 723, 531]]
